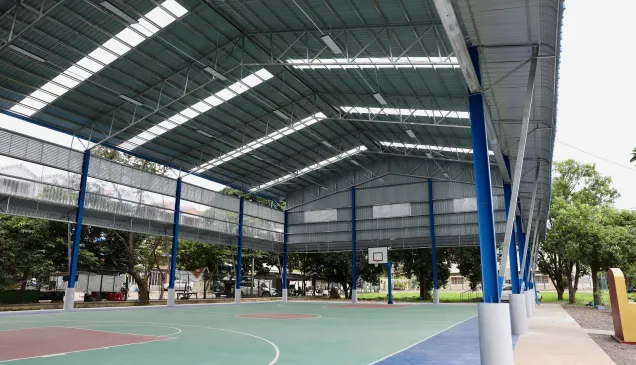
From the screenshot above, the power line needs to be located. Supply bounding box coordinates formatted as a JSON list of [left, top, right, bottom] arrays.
[[556, 140, 636, 172]]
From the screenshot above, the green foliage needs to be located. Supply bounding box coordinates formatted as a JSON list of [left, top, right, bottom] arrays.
[[540, 159, 632, 305], [452, 247, 482, 291], [391, 248, 453, 300]]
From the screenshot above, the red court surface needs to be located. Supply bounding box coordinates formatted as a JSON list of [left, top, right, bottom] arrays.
[[332, 304, 411, 308], [236, 313, 320, 319], [0, 327, 169, 362]]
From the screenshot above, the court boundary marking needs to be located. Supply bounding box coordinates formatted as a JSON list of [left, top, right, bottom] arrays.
[[366, 315, 478, 365], [69, 324, 183, 337], [0, 320, 280, 365]]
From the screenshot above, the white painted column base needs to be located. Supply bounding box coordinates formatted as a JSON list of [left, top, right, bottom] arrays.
[[167, 288, 176, 307], [525, 290, 534, 318], [63, 287, 75, 311], [351, 289, 358, 304], [235, 289, 242, 304], [433, 289, 440, 304], [509, 293, 529, 335], [478, 303, 514, 365], [282, 289, 288, 303]]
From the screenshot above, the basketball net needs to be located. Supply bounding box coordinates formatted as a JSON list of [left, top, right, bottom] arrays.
[[374, 263, 378, 267]]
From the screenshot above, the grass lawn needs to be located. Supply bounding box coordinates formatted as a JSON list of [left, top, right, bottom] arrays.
[[359, 290, 631, 306], [358, 291, 481, 303]]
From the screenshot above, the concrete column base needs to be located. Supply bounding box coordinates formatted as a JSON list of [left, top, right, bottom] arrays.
[[478, 302, 514, 365], [282, 289, 288, 303], [235, 289, 242, 304], [63, 287, 75, 311], [351, 289, 358, 304], [525, 290, 534, 318], [509, 293, 529, 335], [167, 288, 176, 307], [433, 289, 440, 304]]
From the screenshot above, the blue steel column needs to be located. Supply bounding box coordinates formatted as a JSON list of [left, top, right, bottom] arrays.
[[468, 46, 500, 304], [168, 178, 182, 305], [387, 261, 393, 305], [516, 214, 525, 290], [503, 157, 520, 295], [351, 186, 357, 303], [428, 179, 438, 293], [66, 150, 90, 309], [235, 197, 244, 302], [282, 210, 288, 301]]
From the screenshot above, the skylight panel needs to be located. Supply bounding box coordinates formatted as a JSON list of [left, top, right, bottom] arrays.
[[249, 146, 367, 192], [286, 57, 459, 70], [117, 68, 274, 150], [380, 141, 493, 155], [9, 0, 188, 117], [193, 112, 326, 173], [341, 106, 469, 120]]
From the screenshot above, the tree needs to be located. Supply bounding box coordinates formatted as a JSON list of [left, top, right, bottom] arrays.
[[392, 248, 452, 300], [89, 146, 169, 304], [541, 160, 619, 304], [453, 247, 482, 291], [289, 251, 383, 299], [0, 216, 75, 300]]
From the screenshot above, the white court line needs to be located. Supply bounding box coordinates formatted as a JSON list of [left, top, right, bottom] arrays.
[[367, 315, 478, 365], [0, 336, 172, 363], [234, 313, 321, 320], [170, 309, 239, 315], [0, 319, 279, 365], [68, 324, 183, 337]]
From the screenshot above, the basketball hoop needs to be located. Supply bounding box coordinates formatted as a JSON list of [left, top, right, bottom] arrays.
[[368, 247, 388, 267]]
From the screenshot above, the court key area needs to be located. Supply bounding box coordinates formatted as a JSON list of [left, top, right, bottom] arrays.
[[0, 302, 483, 365]]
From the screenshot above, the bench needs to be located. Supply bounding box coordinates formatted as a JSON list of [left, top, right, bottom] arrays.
[[177, 292, 198, 300]]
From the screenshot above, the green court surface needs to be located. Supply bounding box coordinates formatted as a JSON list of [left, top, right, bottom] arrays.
[[0, 302, 477, 365]]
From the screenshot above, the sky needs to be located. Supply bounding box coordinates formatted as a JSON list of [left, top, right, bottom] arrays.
[[1, 0, 635, 208], [553, 0, 636, 210]]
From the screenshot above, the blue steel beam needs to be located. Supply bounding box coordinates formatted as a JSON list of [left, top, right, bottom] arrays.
[[67, 149, 90, 290], [468, 46, 500, 304], [428, 179, 438, 291], [236, 197, 244, 294], [169, 178, 182, 290], [503, 157, 521, 295], [351, 186, 357, 300], [283, 210, 288, 294]]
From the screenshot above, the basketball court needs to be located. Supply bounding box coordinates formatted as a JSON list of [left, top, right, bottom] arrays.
[[0, 302, 483, 365]]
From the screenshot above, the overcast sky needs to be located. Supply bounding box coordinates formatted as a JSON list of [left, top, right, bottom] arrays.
[[2, 0, 635, 208], [553, 0, 636, 210]]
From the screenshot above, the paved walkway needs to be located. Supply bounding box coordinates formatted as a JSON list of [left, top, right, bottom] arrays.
[[514, 304, 615, 365]]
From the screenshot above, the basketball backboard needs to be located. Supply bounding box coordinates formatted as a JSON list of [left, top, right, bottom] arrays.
[[368, 247, 388, 266]]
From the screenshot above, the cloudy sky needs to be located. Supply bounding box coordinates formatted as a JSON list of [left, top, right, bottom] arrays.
[[552, 0, 636, 210], [2, 0, 635, 208]]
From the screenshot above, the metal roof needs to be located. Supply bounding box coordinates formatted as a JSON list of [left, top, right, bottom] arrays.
[[0, 0, 562, 236]]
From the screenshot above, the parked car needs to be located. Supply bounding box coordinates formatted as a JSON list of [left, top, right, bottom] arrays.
[[240, 282, 276, 297], [501, 285, 542, 302], [163, 280, 192, 291]]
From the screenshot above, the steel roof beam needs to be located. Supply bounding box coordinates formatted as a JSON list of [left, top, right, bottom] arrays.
[[432, 0, 511, 184], [244, 22, 439, 35], [0, 0, 67, 54], [498, 53, 538, 280]]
